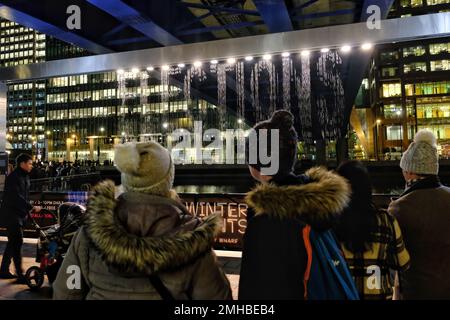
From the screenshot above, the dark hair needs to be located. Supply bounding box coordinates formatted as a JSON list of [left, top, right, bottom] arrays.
[[16, 153, 32, 167], [335, 161, 378, 253]]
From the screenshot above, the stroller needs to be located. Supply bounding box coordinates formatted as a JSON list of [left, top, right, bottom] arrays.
[[24, 202, 86, 290]]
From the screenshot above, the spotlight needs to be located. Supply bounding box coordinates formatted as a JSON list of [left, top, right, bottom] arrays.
[[362, 43, 373, 50], [321, 48, 330, 53], [177, 63, 185, 68], [146, 66, 154, 71], [193, 61, 202, 67], [163, 122, 169, 129], [281, 52, 290, 57], [300, 50, 310, 57], [210, 59, 218, 64], [227, 57, 236, 64], [162, 65, 170, 71], [263, 54, 271, 60], [341, 45, 351, 53], [131, 68, 139, 73], [244, 56, 253, 61]]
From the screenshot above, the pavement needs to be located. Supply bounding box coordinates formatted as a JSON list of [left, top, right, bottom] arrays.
[[0, 237, 241, 300]]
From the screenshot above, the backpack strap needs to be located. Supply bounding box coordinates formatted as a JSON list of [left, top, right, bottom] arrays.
[[149, 274, 175, 301], [302, 225, 313, 300]]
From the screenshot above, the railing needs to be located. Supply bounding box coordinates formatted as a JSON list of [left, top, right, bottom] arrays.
[[29, 172, 102, 192]]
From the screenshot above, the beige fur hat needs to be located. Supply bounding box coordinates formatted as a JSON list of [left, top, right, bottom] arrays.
[[114, 141, 174, 196]]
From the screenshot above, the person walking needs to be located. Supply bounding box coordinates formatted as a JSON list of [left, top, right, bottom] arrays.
[[238, 110, 352, 299], [0, 153, 41, 283], [388, 129, 450, 299], [53, 141, 232, 300], [334, 161, 410, 300]]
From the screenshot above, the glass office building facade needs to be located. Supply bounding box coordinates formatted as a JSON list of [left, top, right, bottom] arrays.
[[367, 0, 450, 159], [1, 18, 47, 159]]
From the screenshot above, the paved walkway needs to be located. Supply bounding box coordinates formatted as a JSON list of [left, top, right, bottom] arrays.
[[0, 237, 241, 300]]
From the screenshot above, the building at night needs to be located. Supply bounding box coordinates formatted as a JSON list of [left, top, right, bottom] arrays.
[[363, 0, 450, 160]]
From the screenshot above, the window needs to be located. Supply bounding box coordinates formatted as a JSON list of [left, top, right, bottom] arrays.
[[386, 125, 403, 141], [382, 83, 402, 98], [405, 81, 450, 96], [427, 0, 450, 5], [383, 104, 403, 119], [403, 46, 426, 57], [430, 43, 450, 55], [417, 104, 450, 119], [401, 0, 423, 7], [430, 60, 450, 71], [381, 67, 398, 77], [404, 62, 427, 73]]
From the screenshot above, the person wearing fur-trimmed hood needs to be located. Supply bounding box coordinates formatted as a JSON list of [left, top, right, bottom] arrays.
[[238, 110, 351, 300], [53, 141, 232, 300]]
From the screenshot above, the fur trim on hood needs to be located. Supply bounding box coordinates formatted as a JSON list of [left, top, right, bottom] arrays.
[[245, 167, 350, 229], [83, 180, 221, 275]]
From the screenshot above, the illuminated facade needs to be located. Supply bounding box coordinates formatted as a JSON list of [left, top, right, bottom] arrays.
[[1, 18, 46, 159], [368, 0, 450, 159]]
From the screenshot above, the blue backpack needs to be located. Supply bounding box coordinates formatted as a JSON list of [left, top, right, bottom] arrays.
[[302, 225, 360, 300]]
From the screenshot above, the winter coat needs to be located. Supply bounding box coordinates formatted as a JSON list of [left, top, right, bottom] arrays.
[[239, 167, 350, 300], [388, 176, 450, 299], [0, 167, 33, 227], [53, 180, 232, 300]]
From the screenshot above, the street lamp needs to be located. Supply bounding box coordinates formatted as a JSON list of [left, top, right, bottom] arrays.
[[375, 119, 382, 160]]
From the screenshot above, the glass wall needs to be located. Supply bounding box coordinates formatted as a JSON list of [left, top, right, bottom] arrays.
[[427, 0, 450, 5], [430, 42, 450, 55], [381, 67, 399, 77], [405, 81, 450, 95], [386, 125, 403, 140], [383, 104, 403, 119], [380, 50, 399, 62], [382, 83, 402, 97], [400, 0, 424, 7], [403, 45, 426, 57], [404, 62, 427, 73], [430, 59, 450, 71]]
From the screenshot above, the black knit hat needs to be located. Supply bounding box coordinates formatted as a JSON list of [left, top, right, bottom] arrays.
[[246, 110, 298, 176]]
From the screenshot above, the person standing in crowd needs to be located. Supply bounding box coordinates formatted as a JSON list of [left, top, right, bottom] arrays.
[[335, 161, 410, 300], [388, 129, 450, 299], [53, 141, 232, 300], [0, 153, 41, 283], [239, 110, 351, 299]]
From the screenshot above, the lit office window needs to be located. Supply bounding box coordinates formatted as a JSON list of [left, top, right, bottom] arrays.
[[427, 0, 450, 5], [404, 62, 427, 73], [417, 104, 450, 119], [403, 45, 426, 57], [382, 83, 402, 97], [406, 81, 450, 95], [383, 104, 403, 119], [430, 60, 450, 71]]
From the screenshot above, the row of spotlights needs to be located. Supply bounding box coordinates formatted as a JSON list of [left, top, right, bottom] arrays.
[[118, 44, 373, 74]]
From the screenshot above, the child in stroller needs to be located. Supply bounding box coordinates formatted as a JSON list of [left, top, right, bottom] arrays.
[[25, 202, 86, 290]]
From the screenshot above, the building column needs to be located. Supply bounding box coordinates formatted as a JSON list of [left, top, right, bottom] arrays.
[[315, 139, 327, 166], [336, 137, 348, 165], [66, 138, 71, 162], [89, 137, 95, 161]]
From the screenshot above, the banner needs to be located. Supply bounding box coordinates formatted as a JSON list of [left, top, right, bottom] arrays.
[[24, 191, 248, 250]]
